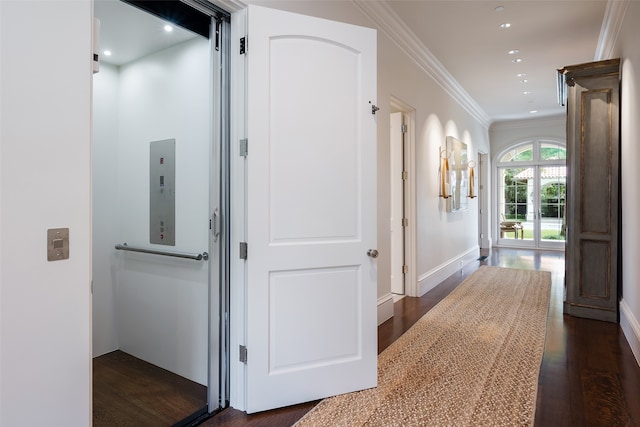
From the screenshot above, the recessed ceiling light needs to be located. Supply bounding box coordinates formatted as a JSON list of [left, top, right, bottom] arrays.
[[523, 91, 533, 95], [521, 79, 529, 83], [517, 73, 527, 77], [529, 110, 538, 114], [495, 5, 505, 12], [500, 23, 511, 29], [103, 50, 112, 56], [164, 24, 173, 32], [512, 58, 523, 63], [508, 49, 520, 55]]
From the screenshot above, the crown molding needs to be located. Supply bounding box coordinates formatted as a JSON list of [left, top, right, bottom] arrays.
[[353, 0, 491, 129], [594, 0, 630, 60], [216, 0, 491, 127]]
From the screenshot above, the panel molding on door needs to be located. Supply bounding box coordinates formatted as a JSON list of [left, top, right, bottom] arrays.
[[242, 5, 378, 413]]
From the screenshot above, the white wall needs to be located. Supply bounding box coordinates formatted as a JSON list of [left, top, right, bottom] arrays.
[[93, 62, 120, 356], [489, 116, 565, 157], [613, 1, 640, 366], [0, 1, 92, 425], [1, 0, 558, 422], [250, 0, 490, 301], [92, 38, 211, 384]]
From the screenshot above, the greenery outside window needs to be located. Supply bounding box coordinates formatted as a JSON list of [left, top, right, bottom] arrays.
[[496, 140, 566, 247]]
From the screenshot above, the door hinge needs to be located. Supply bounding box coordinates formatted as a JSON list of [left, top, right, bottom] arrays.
[[402, 171, 408, 180], [401, 124, 407, 134], [402, 265, 408, 274], [402, 218, 409, 227], [240, 138, 248, 157], [240, 36, 246, 54], [239, 345, 247, 363], [239, 242, 248, 260]]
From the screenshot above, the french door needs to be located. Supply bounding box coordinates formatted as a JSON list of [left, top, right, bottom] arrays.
[[497, 164, 566, 249]]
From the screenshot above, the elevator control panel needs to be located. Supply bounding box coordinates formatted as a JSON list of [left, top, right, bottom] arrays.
[[150, 139, 176, 246]]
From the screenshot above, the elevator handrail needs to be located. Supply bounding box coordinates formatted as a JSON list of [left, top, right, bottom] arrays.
[[115, 243, 208, 261]]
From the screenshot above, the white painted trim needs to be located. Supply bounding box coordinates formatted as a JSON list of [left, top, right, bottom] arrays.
[[354, 1, 490, 129], [390, 97, 418, 298], [417, 246, 479, 296], [595, 0, 630, 61], [620, 299, 640, 367], [492, 137, 566, 165], [404, 110, 417, 297], [229, 7, 248, 412], [478, 152, 491, 250], [377, 293, 394, 326]]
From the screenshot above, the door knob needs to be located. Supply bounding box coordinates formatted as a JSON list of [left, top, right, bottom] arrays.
[[367, 249, 379, 258]]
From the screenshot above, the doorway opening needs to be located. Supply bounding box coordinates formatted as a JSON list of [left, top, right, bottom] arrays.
[[495, 139, 566, 250], [390, 98, 417, 298], [92, 1, 230, 425], [478, 152, 489, 249]]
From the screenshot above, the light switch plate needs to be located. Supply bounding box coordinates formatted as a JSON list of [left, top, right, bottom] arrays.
[[47, 228, 69, 261]]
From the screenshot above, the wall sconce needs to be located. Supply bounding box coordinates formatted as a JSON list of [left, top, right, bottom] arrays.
[[467, 160, 476, 198], [439, 148, 451, 198]]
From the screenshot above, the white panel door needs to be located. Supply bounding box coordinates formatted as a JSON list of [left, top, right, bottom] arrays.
[[245, 5, 378, 413]]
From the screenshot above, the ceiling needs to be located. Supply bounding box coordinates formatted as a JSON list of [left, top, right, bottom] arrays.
[[94, 0, 611, 124], [384, 1, 608, 123], [94, 0, 199, 66]]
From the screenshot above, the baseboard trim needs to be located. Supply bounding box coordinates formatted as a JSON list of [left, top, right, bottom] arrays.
[[620, 299, 640, 367], [417, 246, 479, 297], [377, 293, 394, 326]]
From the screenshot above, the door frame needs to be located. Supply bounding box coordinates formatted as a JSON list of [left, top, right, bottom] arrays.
[[390, 97, 417, 297], [493, 138, 566, 250], [228, 8, 248, 411], [495, 163, 537, 249], [389, 111, 405, 296], [209, 15, 232, 411], [478, 152, 490, 249]]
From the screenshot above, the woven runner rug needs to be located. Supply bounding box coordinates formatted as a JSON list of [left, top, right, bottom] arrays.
[[294, 266, 552, 427]]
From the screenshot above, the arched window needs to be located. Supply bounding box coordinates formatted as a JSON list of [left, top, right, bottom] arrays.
[[498, 141, 566, 163], [499, 143, 534, 162], [495, 139, 566, 249]]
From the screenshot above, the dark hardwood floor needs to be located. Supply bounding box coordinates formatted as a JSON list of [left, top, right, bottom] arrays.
[[200, 248, 640, 427], [93, 350, 208, 426]]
